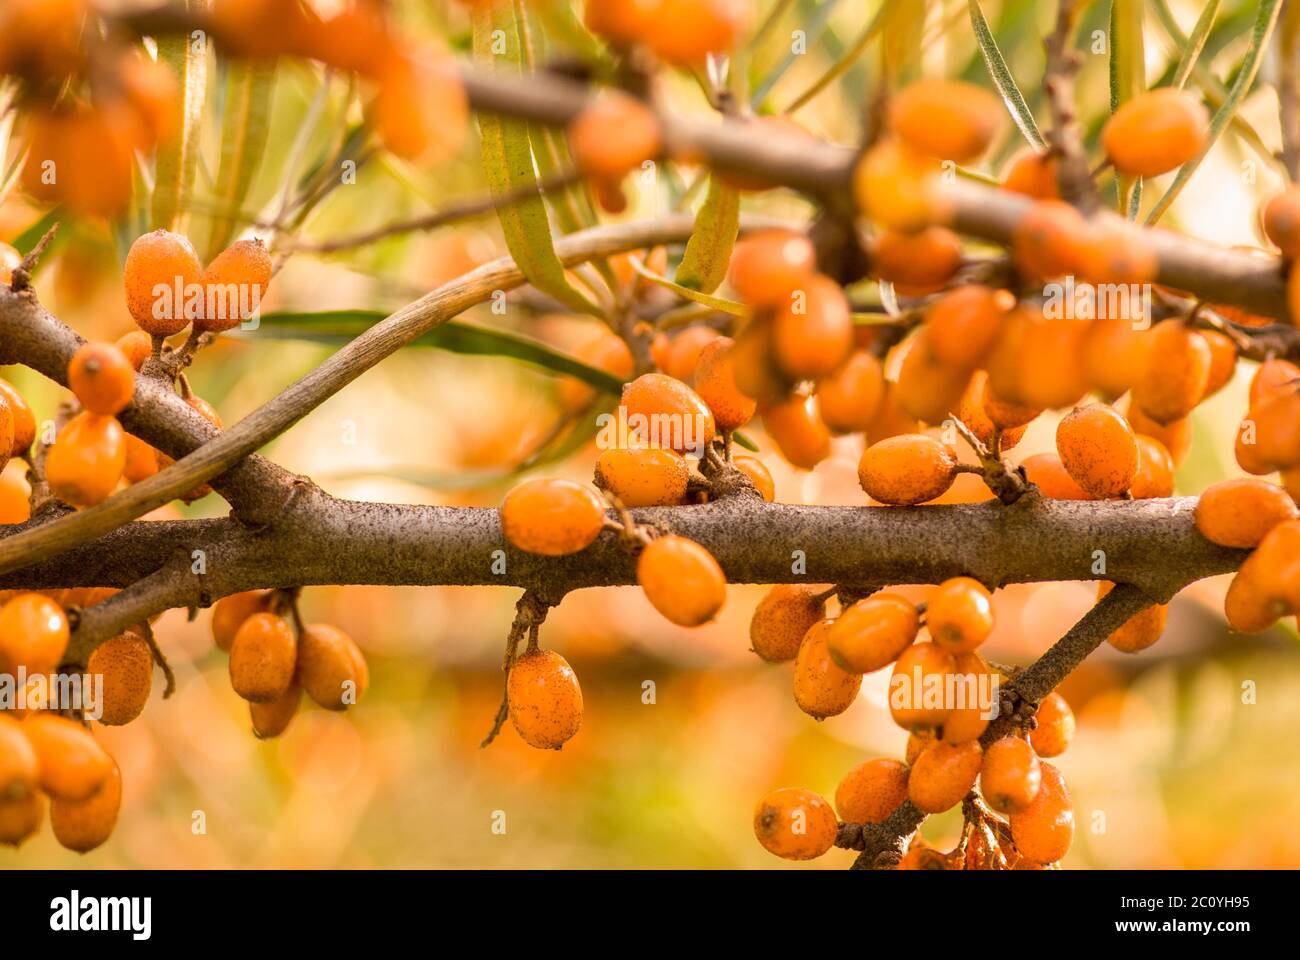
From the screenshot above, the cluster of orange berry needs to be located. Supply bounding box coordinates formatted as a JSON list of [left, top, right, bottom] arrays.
[[0, 247, 38, 523], [211, 591, 369, 739], [582, 0, 748, 68]]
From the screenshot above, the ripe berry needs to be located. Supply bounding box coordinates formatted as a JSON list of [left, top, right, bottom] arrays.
[[817, 351, 885, 434], [729, 229, 817, 310], [753, 787, 837, 860], [557, 332, 634, 413], [1126, 400, 1192, 466], [771, 274, 853, 381], [621, 373, 717, 455], [500, 478, 606, 556], [871, 227, 962, 294], [0, 593, 70, 677], [907, 739, 982, 813], [889, 80, 1002, 163], [1262, 186, 1300, 257], [1248, 386, 1300, 469], [250, 683, 301, 739], [0, 792, 44, 847], [123, 435, 159, 484], [369, 53, 468, 164], [1200, 329, 1238, 400], [68, 341, 135, 415], [733, 455, 775, 501], [1012, 200, 1086, 280], [45, 411, 127, 507], [924, 286, 1012, 371], [0, 379, 36, 457], [1001, 147, 1060, 199], [0, 462, 30, 524], [644, 0, 746, 66], [50, 758, 121, 853], [853, 137, 945, 232], [197, 238, 273, 332], [858, 434, 958, 506], [750, 585, 828, 663], [897, 840, 950, 869], [296, 623, 368, 710], [1009, 760, 1074, 863], [793, 619, 863, 719], [1029, 692, 1075, 758], [123, 229, 203, 336], [86, 631, 153, 726], [866, 383, 922, 445], [940, 651, 994, 743], [905, 732, 930, 765], [229, 612, 297, 703], [926, 577, 994, 653], [959, 373, 1026, 451], [507, 648, 583, 750], [22, 712, 112, 801], [894, 332, 971, 425], [659, 326, 720, 382], [595, 445, 689, 508], [1195, 478, 1298, 548], [638, 534, 726, 626], [1076, 213, 1158, 285], [693, 337, 756, 431], [0, 715, 38, 801], [835, 758, 909, 824], [1097, 582, 1168, 653], [1083, 318, 1149, 401], [1102, 88, 1209, 177], [568, 93, 661, 180], [1129, 435, 1176, 500], [889, 641, 956, 730], [762, 395, 832, 470], [1056, 404, 1138, 500], [211, 590, 273, 652], [1131, 321, 1211, 425], [1249, 358, 1300, 405], [826, 591, 919, 674], [981, 736, 1042, 814], [583, 0, 657, 46], [988, 310, 1090, 411]]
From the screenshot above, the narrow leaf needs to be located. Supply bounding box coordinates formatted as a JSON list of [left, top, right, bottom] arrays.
[[968, 0, 1045, 148], [1167, 0, 1221, 89], [628, 257, 748, 317], [152, 12, 207, 233], [205, 59, 277, 257], [1110, 0, 1145, 215], [675, 174, 740, 294], [784, 3, 886, 113]]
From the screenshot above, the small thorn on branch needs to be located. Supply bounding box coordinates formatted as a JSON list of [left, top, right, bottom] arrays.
[[9, 223, 60, 293]]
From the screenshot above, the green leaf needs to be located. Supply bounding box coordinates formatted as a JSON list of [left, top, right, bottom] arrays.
[[1110, 0, 1145, 214], [1146, 0, 1284, 224], [732, 431, 760, 452], [881, 0, 927, 87], [628, 257, 748, 317], [205, 59, 277, 257], [472, 3, 602, 316], [968, 0, 1045, 149], [675, 175, 740, 294], [1167, 0, 1221, 89], [151, 11, 208, 233]]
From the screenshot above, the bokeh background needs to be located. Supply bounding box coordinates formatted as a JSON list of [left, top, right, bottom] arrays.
[[3, 0, 1300, 868]]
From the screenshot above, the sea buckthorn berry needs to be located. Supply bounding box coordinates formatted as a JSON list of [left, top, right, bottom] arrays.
[[925, 286, 1013, 372], [1009, 760, 1074, 864], [959, 373, 1026, 451], [22, 712, 112, 801], [889, 641, 956, 731], [981, 373, 1042, 432], [1129, 435, 1175, 500], [793, 619, 863, 719], [1224, 549, 1287, 633], [895, 332, 971, 425], [1083, 318, 1149, 401], [644, 0, 746, 65], [0, 792, 44, 847], [0, 379, 36, 457], [86, 631, 153, 726], [0, 395, 10, 474], [859, 434, 958, 506], [621, 373, 717, 455], [583, 0, 658, 46], [866, 383, 922, 445], [763, 395, 832, 470], [1076, 213, 1157, 285], [369, 53, 468, 164], [1126, 401, 1192, 467], [1056, 404, 1138, 500], [1097, 582, 1168, 653], [728, 229, 817, 309], [1195, 478, 1298, 548], [595, 446, 689, 508], [123, 435, 159, 484], [750, 585, 828, 663], [115, 331, 153, 372], [1001, 147, 1060, 199], [871, 227, 962, 294], [229, 612, 297, 703], [771, 274, 853, 381], [981, 736, 1042, 815], [907, 739, 982, 813], [817, 351, 885, 434], [733, 455, 775, 501], [1029, 692, 1075, 758], [558, 333, 634, 413], [568, 93, 662, 180], [753, 787, 837, 860], [661, 326, 720, 382], [693, 337, 756, 431], [1012, 200, 1086, 280], [0, 715, 38, 802], [826, 591, 919, 674], [68, 341, 135, 415], [835, 758, 909, 824], [905, 732, 930, 765], [1262, 186, 1300, 257], [731, 321, 784, 403], [927, 577, 994, 653], [888, 80, 1003, 163], [500, 478, 606, 556], [297, 623, 368, 711], [1103, 88, 1209, 177], [1200, 329, 1237, 399], [0, 593, 70, 678], [45, 412, 126, 508], [50, 759, 121, 853], [637, 535, 726, 627], [1249, 519, 1300, 612], [250, 683, 301, 739], [0, 461, 31, 524], [853, 137, 946, 232], [1250, 386, 1300, 469], [898, 841, 950, 870], [987, 310, 1089, 411], [507, 648, 583, 750], [1250, 358, 1300, 405], [940, 651, 994, 743], [123, 229, 203, 336], [1235, 412, 1274, 476], [197, 238, 273, 332], [1131, 320, 1211, 424], [211, 590, 273, 652]]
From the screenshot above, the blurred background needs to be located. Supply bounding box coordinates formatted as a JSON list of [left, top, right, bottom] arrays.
[[3, 0, 1300, 868]]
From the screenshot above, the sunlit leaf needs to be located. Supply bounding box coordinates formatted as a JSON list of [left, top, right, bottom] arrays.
[[628, 257, 748, 316], [968, 0, 1045, 149], [205, 59, 277, 257], [675, 174, 740, 294], [152, 11, 208, 233]]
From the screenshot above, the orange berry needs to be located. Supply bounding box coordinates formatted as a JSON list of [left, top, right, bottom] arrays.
[[730, 321, 784, 403], [728, 229, 817, 309], [1224, 548, 1289, 633], [894, 332, 971, 425], [859, 434, 958, 506], [733, 455, 775, 501], [1083, 318, 1149, 401], [0, 395, 10, 475], [1075, 213, 1158, 285], [981, 375, 1042, 431], [369, 52, 467, 164], [0, 379, 36, 457], [0, 792, 44, 847], [793, 619, 863, 719], [988, 310, 1090, 411], [21, 712, 111, 801], [0, 593, 70, 677], [866, 383, 922, 445], [45, 411, 127, 508], [1131, 320, 1212, 424], [661, 326, 720, 382], [890, 80, 1002, 162], [826, 591, 919, 674], [940, 651, 994, 743], [958, 373, 1027, 451], [644, 0, 746, 66], [0, 461, 30, 524], [197, 238, 273, 332], [1012, 200, 1086, 280], [1001, 147, 1059, 199], [229, 612, 297, 703], [1009, 760, 1074, 863], [753, 787, 837, 860], [123, 229, 203, 336], [817, 350, 885, 434], [115, 331, 153, 372], [0, 715, 38, 802], [68, 341, 135, 415], [1125, 401, 1192, 466], [568, 92, 662, 180], [889, 641, 956, 731], [595, 445, 689, 507], [250, 683, 301, 738], [693, 337, 756, 431], [1196, 478, 1297, 548], [1250, 358, 1300, 405], [211, 590, 273, 652], [558, 333, 635, 412], [297, 623, 368, 710], [1129, 435, 1175, 500], [637, 535, 726, 626], [835, 758, 909, 824], [981, 736, 1042, 814], [500, 478, 606, 556], [924, 286, 1012, 371], [507, 648, 583, 750], [1103, 88, 1209, 177], [1200, 329, 1237, 399], [853, 137, 946, 232], [1263, 186, 1300, 257], [927, 577, 993, 653], [1029, 692, 1074, 758], [762, 395, 832, 470], [871, 227, 963, 294], [583, 0, 658, 46], [750, 584, 828, 663], [771, 274, 853, 381], [1020, 453, 1088, 500], [1097, 581, 1168, 653], [621, 373, 717, 455], [50, 758, 121, 853], [898, 840, 950, 869], [907, 738, 982, 813], [122, 435, 159, 484], [1056, 404, 1139, 500], [86, 631, 153, 726], [1250, 386, 1300, 469]]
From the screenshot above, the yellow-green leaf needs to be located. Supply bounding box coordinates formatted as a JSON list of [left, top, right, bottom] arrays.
[[675, 174, 740, 295], [205, 59, 277, 258], [629, 257, 748, 317]]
